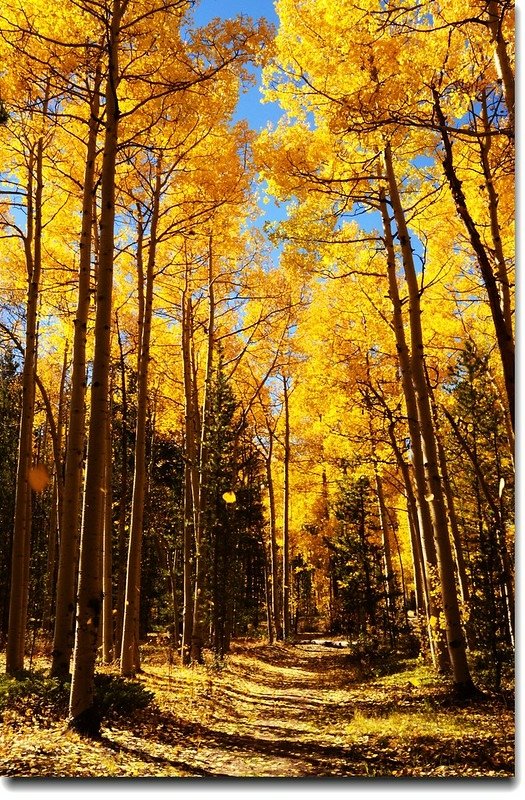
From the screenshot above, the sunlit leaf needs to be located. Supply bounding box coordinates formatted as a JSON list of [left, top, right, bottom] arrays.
[[27, 464, 50, 492]]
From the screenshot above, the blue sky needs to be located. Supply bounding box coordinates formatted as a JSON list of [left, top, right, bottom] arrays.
[[192, 0, 282, 131], [190, 0, 289, 238]]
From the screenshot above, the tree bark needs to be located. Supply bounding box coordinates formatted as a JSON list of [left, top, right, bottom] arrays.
[[191, 236, 215, 664], [282, 374, 291, 640], [426, 380, 470, 607], [101, 389, 114, 664], [6, 90, 48, 674], [181, 447, 194, 665], [378, 180, 447, 671], [114, 317, 129, 656], [486, 0, 515, 133], [120, 161, 161, 676], [374, 469, 396, 638], [43, 345, 68, 636], [69, 1, 121, 734], [384, 142, 475, 693], [51, 66, 101, 678], [478, 91, 513, 342], [181, 279, 199, 663], [266, 432, 282, 641]]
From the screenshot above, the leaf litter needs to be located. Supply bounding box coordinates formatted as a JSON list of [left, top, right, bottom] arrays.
[[0, 641, 514, 778]]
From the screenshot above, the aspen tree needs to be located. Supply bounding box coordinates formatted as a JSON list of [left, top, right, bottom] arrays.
[[190, 237, 215, 664], [69, 0, 122, 734], [426, 377, 470, 607], [362, 354, 398, 635], [51, 62, 102, 679], [101, 388, 114, 665], [432, 89, 514, 432], [42, 345, 68, 636], [485, 0, 515, 132], [383, 142, 475, 694], [114, 317, 130, 656], [265, 429, 283, 640], [6, 85, 49, 674], [121, 158, 162, 676], [377, 183, 447, 671], [181, 284, 197, 664], [281, 373, 291, 639]]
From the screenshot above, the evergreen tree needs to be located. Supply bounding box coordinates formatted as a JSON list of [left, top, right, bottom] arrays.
[[0, 347, 22, 642], [331, 476, 386, 643], [202, 353, 266, 656], [444, 344, 514, 687]]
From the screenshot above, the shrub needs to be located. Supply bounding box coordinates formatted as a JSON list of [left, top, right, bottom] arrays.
[[94, 674, 154, 719], [0, 670, 154, 723]]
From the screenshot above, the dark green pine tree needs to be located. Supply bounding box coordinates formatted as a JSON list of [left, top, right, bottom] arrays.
[[0, 345, 22, 642], [203, 352, 266, 656], [142, 431, 185, 640], [444, 343, 514, 689], [331, 475, 386, 644]]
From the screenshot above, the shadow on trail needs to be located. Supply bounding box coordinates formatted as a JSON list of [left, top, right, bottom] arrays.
[[100, 734, 230, 778], [120, 702, 508, 777], [226, 644, 365, 691], [124, 708, 386, 776], [120, 642, 513, 777]]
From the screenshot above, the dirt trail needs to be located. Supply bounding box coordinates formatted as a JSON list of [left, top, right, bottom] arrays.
[[102, 641, 513, 778], [109, 641, 364, 777], [1, 642, 514, 778]]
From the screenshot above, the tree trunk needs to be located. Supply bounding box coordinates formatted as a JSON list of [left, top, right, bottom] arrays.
[[282, 374, 291, 640], [6, 93, 48, 674], [363, 365, 397, 638], [426, 379, 470, 607], [486, 0, 515, 133], [167, 546, 179, 648], [114, 318, 129, 657], [101, 390, 114, 664], [266, 433, 282, 641], [374, 469, 396, 639], [191, 237, 215, 664], [181, 277, 199, 663], [181, 454, 194, 665], [384, 142, 475, 694], [120, 161, 161, 676], [51, 68, 101, 678], [378, 180, 447, 672], [406, 497, 426, 618], [69, 3, 121, 734], [478, 91, 513, 342], [43, 346, 68, 636], [263, 544, 274, 644]]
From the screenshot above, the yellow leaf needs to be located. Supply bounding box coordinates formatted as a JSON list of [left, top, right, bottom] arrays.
[[222, 491, 236, 504], [28, 464, 50, 492]]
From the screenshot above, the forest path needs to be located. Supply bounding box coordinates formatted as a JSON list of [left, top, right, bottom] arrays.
[[107, 639, 369, 777], [101, 640, 513, 778], [0, 642, 514, 778]]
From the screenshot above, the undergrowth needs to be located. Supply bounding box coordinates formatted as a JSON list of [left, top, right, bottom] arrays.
[[0, 670, 154, 724]]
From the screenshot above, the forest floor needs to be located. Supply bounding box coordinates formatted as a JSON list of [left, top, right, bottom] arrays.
[[0, 637, 515, 779]]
